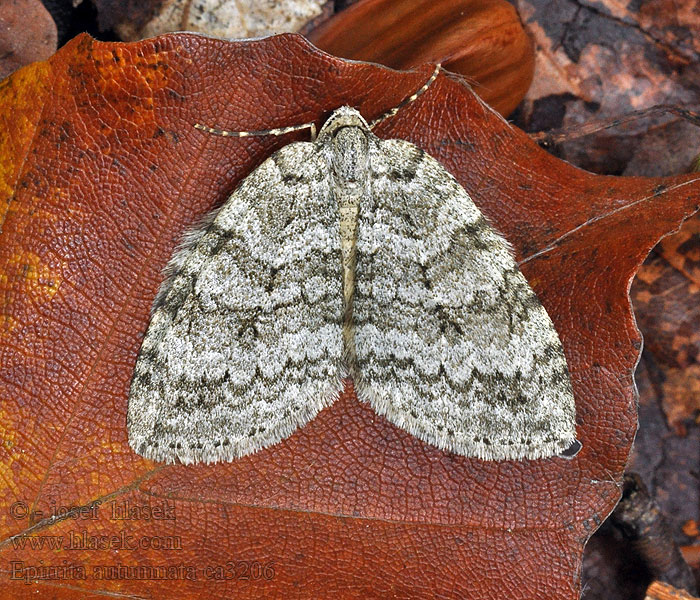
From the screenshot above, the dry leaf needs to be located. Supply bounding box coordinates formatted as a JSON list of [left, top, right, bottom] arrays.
[[515, 0, 700, 176], [0, 0, 57, 80], [307, 0, 535, 116]]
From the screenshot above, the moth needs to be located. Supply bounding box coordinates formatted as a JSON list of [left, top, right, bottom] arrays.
[[127, 102, 577, 464]]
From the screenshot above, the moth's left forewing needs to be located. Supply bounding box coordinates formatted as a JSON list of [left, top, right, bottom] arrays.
[[352, 135, 577, 461], [128, 141, 346, 464]]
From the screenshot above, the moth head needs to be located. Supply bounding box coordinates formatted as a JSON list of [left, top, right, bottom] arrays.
[[318, 107, 371, 186], [318, 106, 370, 139]]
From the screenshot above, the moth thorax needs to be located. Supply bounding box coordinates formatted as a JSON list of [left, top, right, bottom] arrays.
[[331, 126, 369, 190]]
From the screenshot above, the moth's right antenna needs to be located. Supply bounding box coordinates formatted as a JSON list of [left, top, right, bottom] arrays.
[[368, 64, 441, 130]]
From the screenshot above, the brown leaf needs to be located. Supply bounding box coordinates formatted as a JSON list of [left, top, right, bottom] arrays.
[[307, 0, 535, 116], [0, 33, 699, 599], [515, 0, 700, 177], [631, 214, 700, 432], [682, 520, 699, 538], [682, 544, 700, 570], [0, 0, 57, 80], [523, 2, 700, 594], [645, 581, 700, 600], [94, 0, 164, 33]]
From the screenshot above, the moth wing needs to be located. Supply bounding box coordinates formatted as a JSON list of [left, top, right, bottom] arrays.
[[128, 142, 344, 464], [352, 138, 576, 460]]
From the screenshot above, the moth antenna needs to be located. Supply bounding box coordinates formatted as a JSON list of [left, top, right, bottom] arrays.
[[193, 64, 440, 140], [194, 120, 316, 138], [369, 63, 441, 130]]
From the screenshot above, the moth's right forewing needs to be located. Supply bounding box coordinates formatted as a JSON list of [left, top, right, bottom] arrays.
[[352, 137, 577, 461]]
